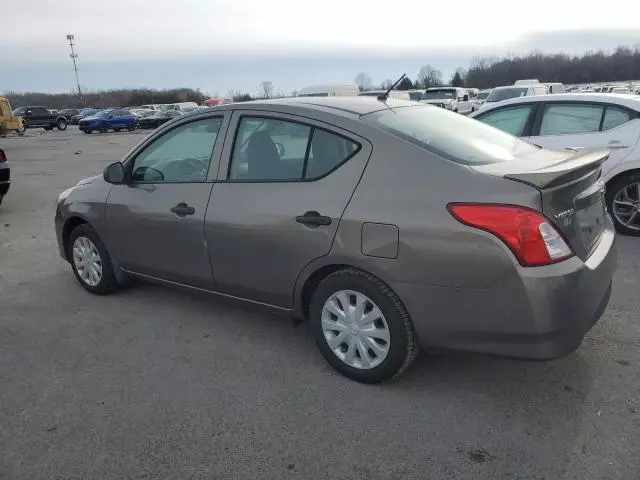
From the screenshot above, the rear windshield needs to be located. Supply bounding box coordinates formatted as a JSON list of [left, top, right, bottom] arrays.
[[364, 105, 540, 165], [486, 87, 528, 103]]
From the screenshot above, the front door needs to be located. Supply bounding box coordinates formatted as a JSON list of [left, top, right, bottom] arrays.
[[105, 115, 226, 289], [528, 102, 640, 178], [205, 111, 371, 307]]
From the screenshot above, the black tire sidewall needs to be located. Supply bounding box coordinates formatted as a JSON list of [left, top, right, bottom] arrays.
[[606, 172, 640, 236], [309, 270, 414, 383], [57, 119, 67, 130], [67, 224, 117, 294]]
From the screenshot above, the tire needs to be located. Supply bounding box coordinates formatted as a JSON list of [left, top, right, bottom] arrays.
[[309, 268, 418, 383], [56, 118, 67, 130], [44, 126, 54, 131], [113, 128, 121, 132], [606, 172, 640, 236], [67, 224, 118, 295]]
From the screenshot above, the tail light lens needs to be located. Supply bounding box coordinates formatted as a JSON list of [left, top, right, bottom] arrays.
[[0, 150, 6, 162], [447, 203, 573, 267]]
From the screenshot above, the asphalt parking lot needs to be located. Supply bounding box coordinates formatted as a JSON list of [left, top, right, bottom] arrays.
[[1, 128, 639, 480]]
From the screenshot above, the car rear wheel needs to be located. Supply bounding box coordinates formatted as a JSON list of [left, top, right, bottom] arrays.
[[309, 268, 418, 383], [607, 172, 640, 236], [56, 118, 67, 130], [84, 129, 92, 134], [67, 224, 118, 295]]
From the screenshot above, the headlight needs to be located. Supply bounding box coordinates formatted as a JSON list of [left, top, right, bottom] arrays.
[[57, 187, 74, 203]]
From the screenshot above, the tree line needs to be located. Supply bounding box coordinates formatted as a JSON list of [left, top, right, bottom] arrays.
[[5, 88, 209, 109], [356, 44, 640, 90], [5, 45, 640, 108]]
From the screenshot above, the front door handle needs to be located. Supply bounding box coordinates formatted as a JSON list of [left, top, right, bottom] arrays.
[[170, 202, 195, 217], [296, 211, 332, 227], [607, 141, 629, 149]]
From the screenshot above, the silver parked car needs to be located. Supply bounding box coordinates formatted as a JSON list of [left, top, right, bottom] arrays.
[[55, 97, 617, 383]]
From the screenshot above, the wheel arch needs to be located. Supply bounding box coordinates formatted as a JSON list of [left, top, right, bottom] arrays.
[[62, 216, 89, 260], [295, 259, 393, 320], [605, 167, 640, 194]]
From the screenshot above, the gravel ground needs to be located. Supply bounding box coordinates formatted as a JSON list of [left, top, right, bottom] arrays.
[[1, 128, 639, 480]]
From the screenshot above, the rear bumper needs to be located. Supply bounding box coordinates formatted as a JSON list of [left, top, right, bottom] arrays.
[[393, 220, 618, 360]]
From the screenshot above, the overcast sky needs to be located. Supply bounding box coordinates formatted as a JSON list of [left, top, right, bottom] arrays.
[[3, 0, 639, 95]]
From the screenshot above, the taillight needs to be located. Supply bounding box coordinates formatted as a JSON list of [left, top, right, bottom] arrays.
[[0, 149, 6, 162], [447, 203, 573, 267]]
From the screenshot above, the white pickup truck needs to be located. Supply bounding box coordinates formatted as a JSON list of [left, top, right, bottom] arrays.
[[419, 87, 474, 114]]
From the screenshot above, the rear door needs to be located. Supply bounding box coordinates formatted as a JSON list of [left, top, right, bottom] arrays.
[[528, 102, 640, 177], [205, 110, 371, 307]]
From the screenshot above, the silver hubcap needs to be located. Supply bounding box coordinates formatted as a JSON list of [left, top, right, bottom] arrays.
[[612, 182, 640, 231], [321, 290, 390, 369], [72, 236, 102, 286]]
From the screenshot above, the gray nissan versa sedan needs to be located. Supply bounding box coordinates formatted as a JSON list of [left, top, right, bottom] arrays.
[[55, 97, 617, 383]]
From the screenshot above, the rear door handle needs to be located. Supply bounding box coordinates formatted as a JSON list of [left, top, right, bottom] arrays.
[[296, 211, 332, 227], [607, 141, 629, 149], [170, 202, 195, 217]]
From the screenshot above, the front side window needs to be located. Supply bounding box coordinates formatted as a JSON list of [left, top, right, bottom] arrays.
[[365, 105, 540, 165], [602, 106, 632, 131], [476, 105, 533, 137], [539, 104, 603, 136], [131, 117, 222, 183], [228, 117, 359, 181]]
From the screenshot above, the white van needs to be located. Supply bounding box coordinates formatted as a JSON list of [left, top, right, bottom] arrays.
[[357, 90, 410, 100], [419, 87, 474, 114], [478, 84, 548, 111], [297, 83, 360, 97], [543, 83, 565, 94], [162, 102, 199, 112], [514, 79, 540, 86], [139, 104, 164, 111]]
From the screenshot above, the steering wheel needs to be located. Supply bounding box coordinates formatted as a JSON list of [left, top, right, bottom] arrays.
[[176, 157, 207, 179]]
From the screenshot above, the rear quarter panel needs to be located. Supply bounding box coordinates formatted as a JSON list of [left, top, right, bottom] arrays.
[[308, 132, 543, 290]]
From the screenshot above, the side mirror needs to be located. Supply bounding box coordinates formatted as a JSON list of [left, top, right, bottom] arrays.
[[103, 162, 125, 184]]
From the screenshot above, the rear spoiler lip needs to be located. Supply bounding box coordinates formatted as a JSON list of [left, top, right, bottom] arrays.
[[503, 148, 608, 189]]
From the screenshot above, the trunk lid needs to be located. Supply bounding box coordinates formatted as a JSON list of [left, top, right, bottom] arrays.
[[472, 148, 609, 260]]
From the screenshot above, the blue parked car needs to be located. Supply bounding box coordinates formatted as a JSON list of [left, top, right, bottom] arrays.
[[78, 109, 137, 134]]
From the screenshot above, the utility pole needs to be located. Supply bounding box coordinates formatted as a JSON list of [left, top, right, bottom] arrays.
[[66, 34, 83, 107]]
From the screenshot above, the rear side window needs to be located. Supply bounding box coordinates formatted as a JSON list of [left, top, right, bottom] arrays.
[[365, 105, 540, 165], [229, 117, 359, 181], [602, 106, 632, 131], [476, 105, 533, 137], [540, 104, 603, 135]]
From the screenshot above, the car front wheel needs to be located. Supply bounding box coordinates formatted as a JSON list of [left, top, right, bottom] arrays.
[[309, 268, 418, 383], [67, 224, 118, 294], [607, 172, 640, 236], [56, 118, 67, 130]]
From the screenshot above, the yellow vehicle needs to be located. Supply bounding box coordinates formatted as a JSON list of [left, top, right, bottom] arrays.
[[0, 96, 24, 136]]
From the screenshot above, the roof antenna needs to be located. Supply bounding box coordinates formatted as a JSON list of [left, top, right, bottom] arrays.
[[377, 73, 407, 102]]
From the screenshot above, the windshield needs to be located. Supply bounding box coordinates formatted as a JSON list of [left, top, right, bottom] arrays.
[[12, 107, 26, 115], [92, 110, 112, 118], [152, 111, 170, 118], [422, 89, 456, 100], [80, 109, 98, 115], [476, 91, 490, 100], [486, 87, 528, 103], [364, 105, 540, 166]]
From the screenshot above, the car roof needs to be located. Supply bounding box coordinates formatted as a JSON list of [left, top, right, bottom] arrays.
[[224, 96, 417, 116], [476, 93, 640, 111]]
